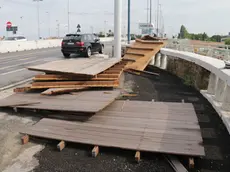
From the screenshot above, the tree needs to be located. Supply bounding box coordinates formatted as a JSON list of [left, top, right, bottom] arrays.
[[179, 25, 189, 39], [210, 35, 222, 42], [225, 39, 230, 45]]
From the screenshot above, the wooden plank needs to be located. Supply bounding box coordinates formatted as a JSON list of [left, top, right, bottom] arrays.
[[20, 100, 205, 157], [41, 87, 87, 95], [28, 58, 121, 76], [31, 80, 119, 89], [165, 155, 188, 172], [0, 90, 120, 113]]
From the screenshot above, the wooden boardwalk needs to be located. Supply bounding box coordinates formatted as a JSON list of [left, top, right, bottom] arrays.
[[20, 100, 205, 156]]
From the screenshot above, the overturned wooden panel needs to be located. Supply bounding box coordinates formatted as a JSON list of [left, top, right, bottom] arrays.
[[0, 90, 120, 113], [28, 58, 120, 76], [20, 100, 205, 156]]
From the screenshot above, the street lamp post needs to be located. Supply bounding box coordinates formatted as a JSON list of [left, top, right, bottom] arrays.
[[56, 20, 60, 38], [33, 0, 43, 39], [127, 0, 131, 44], [67, 0, 70, 33], [114, 0, 122, 58], [20, 16, 23, 33], [46, 12, 50, 37]]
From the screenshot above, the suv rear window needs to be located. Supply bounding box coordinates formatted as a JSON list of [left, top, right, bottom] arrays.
[[63, 34, 82, 41]]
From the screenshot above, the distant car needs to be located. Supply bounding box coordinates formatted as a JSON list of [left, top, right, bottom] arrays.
[[2, 36, 27, 42], [61, 33, 104, 58]]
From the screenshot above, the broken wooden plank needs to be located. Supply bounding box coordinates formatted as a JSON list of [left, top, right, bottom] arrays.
[[165, 155, 188, 172], [135, 151, 141, 163], [126, 52, 145, 56], [122, 94, 137, 97], [92, 146, 99, 157], [57, 141, 66, 151]]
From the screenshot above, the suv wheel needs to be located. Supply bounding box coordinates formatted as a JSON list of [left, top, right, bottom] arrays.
[[63, 53, 70, 58], [86, 47, 91, 57], [99, 45, 104, 54]]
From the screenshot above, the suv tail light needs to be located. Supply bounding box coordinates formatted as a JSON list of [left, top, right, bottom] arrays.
[[76, 42, 84, 46], [61, 42, 65, 46]]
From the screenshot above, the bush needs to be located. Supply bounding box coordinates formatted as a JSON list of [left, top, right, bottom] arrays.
[[225, 39, 230, 45]]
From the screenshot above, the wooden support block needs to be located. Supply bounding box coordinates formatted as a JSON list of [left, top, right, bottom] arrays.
[[21, 135, 29, 145], [135, 151, 141, 163], [92, 146, 99, 157], [189, 158, 195, 169], [14, 86, 31, 93], [122, 94, 137, 97], [57, 141, 66, 151]]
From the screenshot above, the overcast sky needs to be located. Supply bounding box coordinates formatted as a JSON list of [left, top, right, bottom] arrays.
[[0, 0, 229, 40]]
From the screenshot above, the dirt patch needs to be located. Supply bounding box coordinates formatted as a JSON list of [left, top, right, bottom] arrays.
[[0, 89, 43, 172]]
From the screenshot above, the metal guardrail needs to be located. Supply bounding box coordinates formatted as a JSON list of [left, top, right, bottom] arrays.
[[165, 40, 230, 60]]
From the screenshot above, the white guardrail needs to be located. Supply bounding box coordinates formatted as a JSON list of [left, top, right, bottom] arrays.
[[150, 48, 230, 134], [0, 37, 116, 54]]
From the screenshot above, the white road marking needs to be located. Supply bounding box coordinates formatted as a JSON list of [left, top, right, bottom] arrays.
[[0, 78, 33, 92], [0, 59, 42, 70], [0, 48, 59, 60], [0, 68, 26, 76]]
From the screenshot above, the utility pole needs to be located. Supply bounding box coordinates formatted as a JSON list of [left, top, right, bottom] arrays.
[[149, 0, 152, 24], [67, 0, 70, 33], [46, 12, 50, 37], [56, 20, 60, 38], [114, 0, 122, 58], [20, 16, 23, 33], [127, 0, 131, 44], [156, 0, 159, 37], [33, 0, 43, 39], [104, 21, 108, 37], [147, 0, 149, 23]]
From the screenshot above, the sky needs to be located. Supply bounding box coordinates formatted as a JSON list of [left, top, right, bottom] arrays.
[[0, 0, 229, 40]]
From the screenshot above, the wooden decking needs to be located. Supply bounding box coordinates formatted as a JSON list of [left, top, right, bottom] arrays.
[[0, 90, 120, 113], [28, 58, 121, 76], [20, 100, 205, 156]]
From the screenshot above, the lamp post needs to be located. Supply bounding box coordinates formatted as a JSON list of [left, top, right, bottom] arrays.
[[127, 0, 131, 44], [46, 12, 50, 37], [67, 0, 70, 33], [114, 0, 122, 58], [33, 0, 43, 39]]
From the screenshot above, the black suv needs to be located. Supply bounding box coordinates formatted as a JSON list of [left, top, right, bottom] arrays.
[[61, 33, 104, 58]]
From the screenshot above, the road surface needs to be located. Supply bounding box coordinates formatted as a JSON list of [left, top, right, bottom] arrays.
[[0, 43, 113, 90]]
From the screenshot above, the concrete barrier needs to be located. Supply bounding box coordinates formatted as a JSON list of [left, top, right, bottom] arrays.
[[0, 37, 116, 54], [151, 48, 230, 134]]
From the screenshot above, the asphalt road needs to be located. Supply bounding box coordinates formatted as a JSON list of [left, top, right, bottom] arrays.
[[0, 43, 113, 89]]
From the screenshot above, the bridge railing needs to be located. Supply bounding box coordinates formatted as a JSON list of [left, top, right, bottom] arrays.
[[166, 42, 230, 60], [151, 48, 230, 134]]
